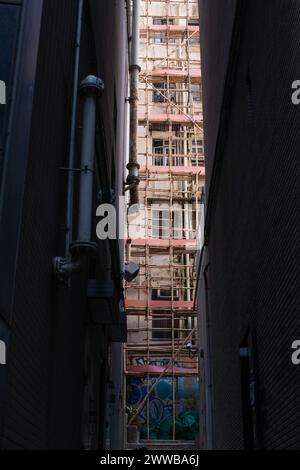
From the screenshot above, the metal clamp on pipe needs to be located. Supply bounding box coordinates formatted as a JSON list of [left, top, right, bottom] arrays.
[[70, 75, 104, 259]]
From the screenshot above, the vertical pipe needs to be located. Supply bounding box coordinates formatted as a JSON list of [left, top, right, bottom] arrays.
[[78, 96, 96, 241], [65, 0, 84, 256], [127, 0, 141, 205], [126, 0, 132, 63], [111, 3, 128, 447], [131, 0, 140, 67], [76, 76, 104, 243]]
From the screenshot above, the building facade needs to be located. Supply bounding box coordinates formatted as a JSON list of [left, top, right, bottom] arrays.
[[198, 0, 300, 450], [125, 0, 204, 446], [0, 0, 129, 449]]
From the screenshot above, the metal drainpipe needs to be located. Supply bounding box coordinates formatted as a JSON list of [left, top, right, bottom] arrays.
[[126, 0, 141, 205], [126, 0, 132, 63], [65, 0, 84, 257], [70, 76, 104, 259]]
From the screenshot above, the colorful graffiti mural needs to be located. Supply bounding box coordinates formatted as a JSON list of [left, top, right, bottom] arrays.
[[127, 376, 199, 440]]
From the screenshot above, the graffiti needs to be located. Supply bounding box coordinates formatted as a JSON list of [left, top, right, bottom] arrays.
[[130, 357, 180, 367], [127, 375, 199, 440]]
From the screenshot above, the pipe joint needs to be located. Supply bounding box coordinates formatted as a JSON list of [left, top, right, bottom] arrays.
[[129, 64, 141, 73], [79, 75, 104, 98], [126, 162, 140, 186]]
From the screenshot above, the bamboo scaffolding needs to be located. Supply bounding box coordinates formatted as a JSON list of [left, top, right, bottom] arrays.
[[125, 0, 203, 443], [128, 326, 197, 425]]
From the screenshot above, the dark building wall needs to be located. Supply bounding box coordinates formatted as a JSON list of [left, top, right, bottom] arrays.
[[199, 0, 300, 450], [199, 0, 237, 186], [0, 0, 128, 449]]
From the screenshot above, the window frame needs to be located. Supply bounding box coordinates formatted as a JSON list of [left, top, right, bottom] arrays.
[[153, 18, 175, 26]]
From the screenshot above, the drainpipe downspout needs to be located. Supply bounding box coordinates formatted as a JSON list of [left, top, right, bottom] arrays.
[[70, 75, 104, 260], [65, 0, 84, 257], [53, 1, 88, 283], [126, 0, 132, 64], [126, 0, 140, 205]]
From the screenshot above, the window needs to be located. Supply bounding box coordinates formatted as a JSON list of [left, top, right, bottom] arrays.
[[188, 19, 199, 26], [191, 139, 204, 154], [153, 82, 176, 103], [153, 33, 167, 44], [150, 123, 169, 132], [150, 123, 181, 135], [153, 34, 176, 45], [153, 83, 164, 103], [152, 318, 179, 340], [190, 139, 204, 165], [153, 139, 179, 166], [152, 206, 170, 238], [152, 289, 179, 300], [151, 203, 192, 239], [153, 18, 174, 26], [173, 205, 184, 240], [152, 312, 179, 340], [0, 2, 21, 151], [191, 84, 202, 103]]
